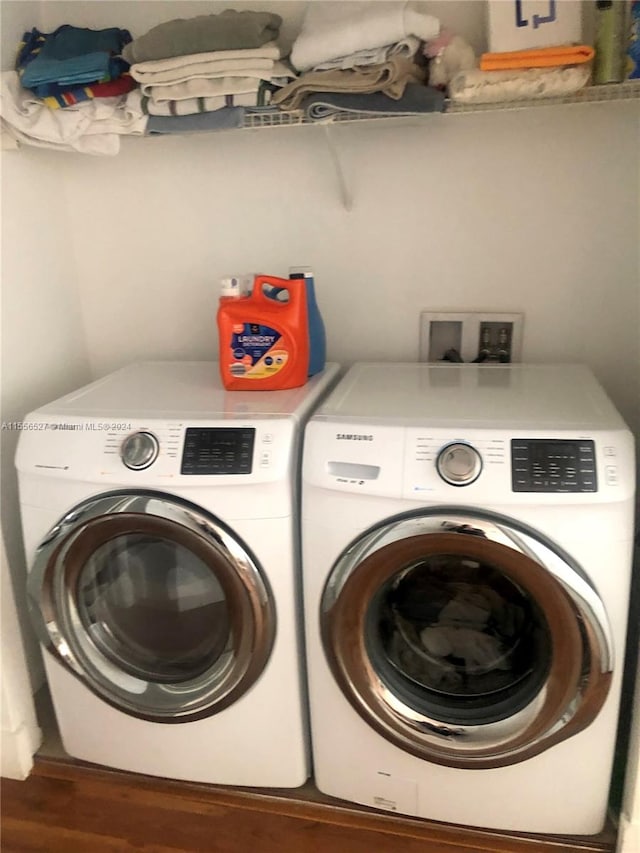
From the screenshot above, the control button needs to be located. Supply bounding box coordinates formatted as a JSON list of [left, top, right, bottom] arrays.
[[121, 431, 159, 470], [436, 443, 482, 486], [262, 433, 274, 444], [603, 447, 616, 457], [260, 451, 271, 467], [606, 465, 618, 485]]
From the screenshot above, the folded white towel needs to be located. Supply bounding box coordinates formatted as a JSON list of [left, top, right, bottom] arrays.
[[130, 43, 281, 85], [143, 62, 294, 103], [449, 65, 591, 104], [134, 62, 280, 96], [290, 2, 439, 72], [145, 90, 269, 116], [0, 71, 146, 155], [312, 35, 421, 72], [147, 77, 260, 105]]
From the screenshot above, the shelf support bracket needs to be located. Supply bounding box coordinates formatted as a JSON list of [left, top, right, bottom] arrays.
[[322, 124, 352, 211]]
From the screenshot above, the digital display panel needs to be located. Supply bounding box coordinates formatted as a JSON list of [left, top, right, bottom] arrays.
[[511, 439, 597, 493], [181, 428, 255, 475]]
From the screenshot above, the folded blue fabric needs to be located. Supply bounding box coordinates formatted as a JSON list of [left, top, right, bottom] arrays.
[[23, 52, 114, 87], [146, 107, 246, 135], [19, 25, 131, 88], [302, 83, 445, 121], [28, 58, 130, 97]]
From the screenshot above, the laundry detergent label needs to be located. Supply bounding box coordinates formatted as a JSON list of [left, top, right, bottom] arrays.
[[228, 322, 289, 378]]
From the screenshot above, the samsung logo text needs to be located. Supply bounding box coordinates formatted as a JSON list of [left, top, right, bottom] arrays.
[[336, 433, 374, 441]]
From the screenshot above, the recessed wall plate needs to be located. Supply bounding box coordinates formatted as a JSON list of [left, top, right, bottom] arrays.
[[419, 311, 524, 363]]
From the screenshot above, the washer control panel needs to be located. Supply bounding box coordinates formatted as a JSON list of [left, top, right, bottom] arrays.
[[511, 439, 597, 492], [304, 421, 634, 501]]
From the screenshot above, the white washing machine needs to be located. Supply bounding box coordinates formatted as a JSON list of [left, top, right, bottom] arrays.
[[16, 360, 339, 786], [302, 362, 636, 834]]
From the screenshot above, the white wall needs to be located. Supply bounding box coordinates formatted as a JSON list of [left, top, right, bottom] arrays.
[[0, 532, 41, 779], [0, 0, 92, 767], [36, 0, 490, 58], [616, 136, 640, 853], [54, 103, 640, 437], [8, 7, 637, 440], [1, 144, 93, 683]]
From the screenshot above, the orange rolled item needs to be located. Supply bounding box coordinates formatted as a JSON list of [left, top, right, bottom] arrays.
[[480, 44, 595, 71]]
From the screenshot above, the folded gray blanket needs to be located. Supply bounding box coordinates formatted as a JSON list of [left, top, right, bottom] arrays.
[[302, 83, 445, 121], [123, 10, 282, 64], [146, 107, 246, 134]]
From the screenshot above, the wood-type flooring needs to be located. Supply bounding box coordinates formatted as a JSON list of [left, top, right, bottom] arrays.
[[0, 691, 619, 853], [1, 752, 619, 853]]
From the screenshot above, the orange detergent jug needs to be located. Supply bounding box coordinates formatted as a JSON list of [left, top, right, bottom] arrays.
[[217, 274, 311, 390]]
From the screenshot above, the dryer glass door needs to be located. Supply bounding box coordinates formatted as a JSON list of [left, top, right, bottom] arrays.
[[321, 509, 613, 769], [76, 533, 230, 684], [29, 491, 276, 722]]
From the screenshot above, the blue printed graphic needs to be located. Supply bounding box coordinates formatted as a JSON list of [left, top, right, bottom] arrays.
[[515, 1, 556, 29], [230, 323, 281, 366]]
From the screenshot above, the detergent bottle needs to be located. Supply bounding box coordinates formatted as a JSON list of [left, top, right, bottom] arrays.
[[289, 266, 326, 377], [259, 267, 327, 377], [217, 274, 311, 390]]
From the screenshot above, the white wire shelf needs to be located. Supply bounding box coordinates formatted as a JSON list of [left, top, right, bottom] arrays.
[[446, 79, 640, 114], [242, 80, 640, 128]]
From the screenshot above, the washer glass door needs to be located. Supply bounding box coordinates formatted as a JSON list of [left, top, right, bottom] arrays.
[[322, 509, 613, 768], [29, 491, 276, 722]]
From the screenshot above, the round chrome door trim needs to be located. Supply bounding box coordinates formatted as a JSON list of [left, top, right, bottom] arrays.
[[28, 491, 276, 723], [321, 509, 613, 769]]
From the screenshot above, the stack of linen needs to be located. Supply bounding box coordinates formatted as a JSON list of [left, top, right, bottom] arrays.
[[124, 10, 295, 134], [448, 43, 595, 105], [273, 1, 445, 121], [0, 25, 146, 154], [17, 25, 135, 108]]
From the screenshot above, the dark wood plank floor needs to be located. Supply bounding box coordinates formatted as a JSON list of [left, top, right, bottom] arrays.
[[0, 690, 618, 853], [1, 754, 619, 853]]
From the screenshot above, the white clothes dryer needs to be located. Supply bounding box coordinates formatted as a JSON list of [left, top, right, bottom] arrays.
[[16, 360, 339, 787], [301, 362, 636, 834]]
